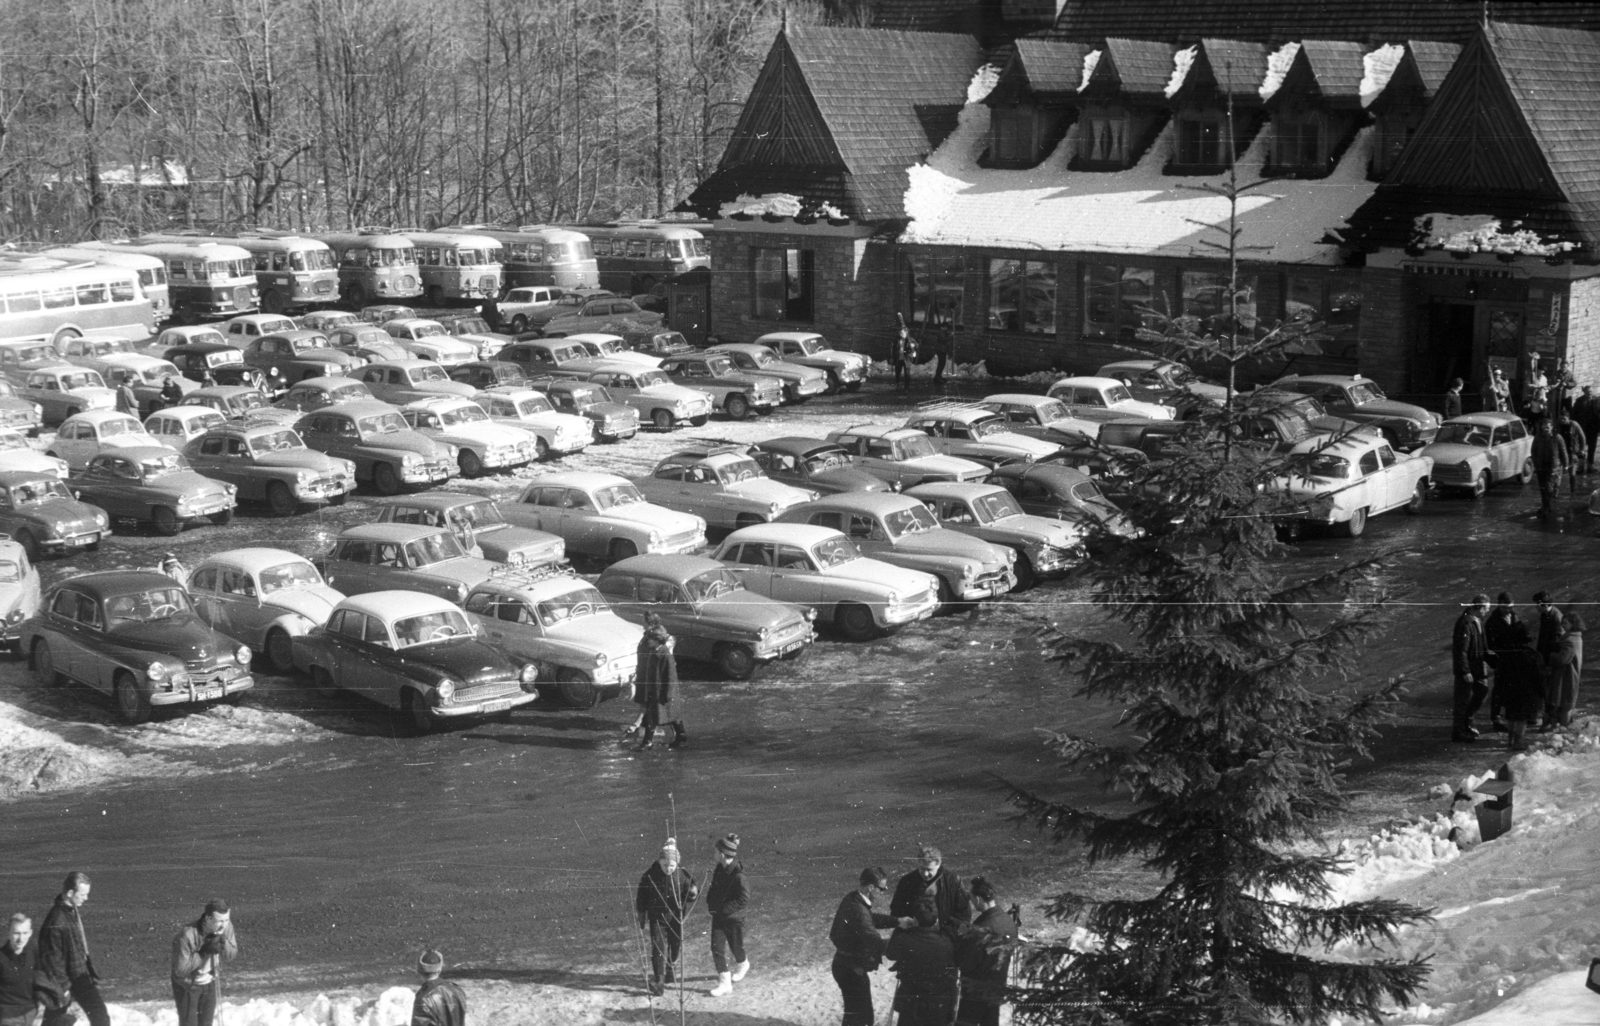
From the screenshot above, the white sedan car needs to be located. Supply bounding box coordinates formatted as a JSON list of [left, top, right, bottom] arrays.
[[1277, 434, 1433, 537], [1045, 375, 1176, 423]]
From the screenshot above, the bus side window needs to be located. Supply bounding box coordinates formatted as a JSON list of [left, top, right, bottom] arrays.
[[649, 241, 665, 259], [627, 240, 648, 258]]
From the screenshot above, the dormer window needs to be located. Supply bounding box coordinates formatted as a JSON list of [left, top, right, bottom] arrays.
[[1372, 109, 1421, 176], [988, 104, 1065, 169], [1273, 111, 1324, 169], [1176, 114, 1225, 167], [1081, 114, 1128, 166]]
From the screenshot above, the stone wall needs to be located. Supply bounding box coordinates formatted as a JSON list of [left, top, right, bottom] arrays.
[[1565, 275, 1600, 388]]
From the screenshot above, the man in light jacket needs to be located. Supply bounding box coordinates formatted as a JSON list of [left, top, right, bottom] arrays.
[[170, 900, 236, 1026]]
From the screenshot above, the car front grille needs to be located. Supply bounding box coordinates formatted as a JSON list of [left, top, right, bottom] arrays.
[[771, 620, 807, 644], [1434, 464, 1475, 484], [975, 567, 1011, 590], [314, 280, 334, 294], [453, 679, 523, 705]]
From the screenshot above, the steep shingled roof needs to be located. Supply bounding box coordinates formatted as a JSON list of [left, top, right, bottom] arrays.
[[1100, 37, 1176, 97], [1406, 40, 1463, 95], [1012, 38, 1094, 96], [1298, 40, 1368, 100]]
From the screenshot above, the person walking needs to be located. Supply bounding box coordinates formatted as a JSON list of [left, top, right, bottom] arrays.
[[1531, 418, 1568, 516], [38, 872, 107, 1026], [1, 914, 40, 1026], [954, 879, 1019, 1026], [1452, 593, 1493, 743], [170, 900, 236, 1026], [1494, 622, 1545, 752], [890, 846, 971, 939], [1544, 612, 1585, 730], [409, 948, 466, 1026], [892, 314, 917, 393], [1443, 377, 1464, 420], [829, 868, 912, 1026], [1558, 412, 1588, 493], [634, 614, 686, 750], [884, 898, 958, 1026], [705, 834, 750, 997], [114, 380, 139, 417], [1553, 357, 1578, 415], [635, 838, 698, 997], [1574, 385, 1600, 471], [1484, 591, 1521, 732]]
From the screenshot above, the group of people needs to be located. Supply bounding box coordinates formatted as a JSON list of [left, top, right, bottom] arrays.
[[892, 314, 952, 392], [1456, 355, 1599, 516], [1453, 590, 1585, 750]]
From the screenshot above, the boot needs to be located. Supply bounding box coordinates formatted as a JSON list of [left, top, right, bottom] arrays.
[[732, 959, 750, 982], [636, 728, 654, 750], [669, 723, 687, 748], [648, 977, 664, 996], [709, 972, 733, 997]]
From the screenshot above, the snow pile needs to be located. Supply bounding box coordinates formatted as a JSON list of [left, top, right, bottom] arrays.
[[966, 64, 1001, 105], [0, 702, 168, 798], [106, 988, 415, 1026], [1165, 46, 1198, 98], [816, 202, 846, 220], [1078, 50, 1101, 92], [1259, 42, 1301, 100], [1413, 214, 1580, 257], [718, 194, 803, 219], [1361, 43, 1406, 106]]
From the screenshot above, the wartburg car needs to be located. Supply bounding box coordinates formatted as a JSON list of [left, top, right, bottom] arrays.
[[401, 397, 538, 477], [472, 387, 594, 457], [1419, 412, 1533, 498], [356, 360, 476, 405], [1045, 376, 1177, 423], [18, 365, 116, 425], [501, 471, 706, 563], [825, 425, 988, 488], [48, 411, 158, 471], [577, 362, 713, 431], [753, 332, 869, 393], [0, 432, 71, 481], [70, 448, 237, 535], [313, 523, 499, 604], [706, 342, 828, 403], [905, 482, 1084, 589], [657, 353, 782, 420], [183, 424, 356, 514], [243, 330, 362, 382], [0, 538, 41, 649], [188, 549, 343, 672], [294, 401, 455, 495], [526, 379, 640, 442], [372, 493, 566, 568], [902, 406, 1064, 465], [179, 385, 273, 422], [0, 379, 43, 437]]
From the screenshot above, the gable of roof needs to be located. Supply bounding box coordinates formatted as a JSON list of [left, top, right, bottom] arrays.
[[1100, 37, 1175, 97], [1298, 40, 1368, 101], [1406, 39, 1463, 95], [1169, 38, 1268, 102], [1011, 38, 1093, 97]]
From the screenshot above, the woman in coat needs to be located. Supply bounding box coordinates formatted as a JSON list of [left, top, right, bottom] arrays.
[[1494, 622, 1545, 751], [635, 614, 686, 749], [1544, 612, 1585, 730]]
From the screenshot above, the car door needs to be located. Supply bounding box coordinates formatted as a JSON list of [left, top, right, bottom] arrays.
[[330, 611, 394, 705], [844, 512, 892, 561], [188, 564, 223, 631], [1373, 443, 1407, 510], [320, 538, 377, 593], [466, 590, 540, 654], [1503, 419, 1531, 479], [768, 543, 824, 606], [723, 542, 777, 598], [53, 421, 93, 470], [40, 589, 89, 681], [1354, 448, 1384, 511], [214, 567, 264, 645]]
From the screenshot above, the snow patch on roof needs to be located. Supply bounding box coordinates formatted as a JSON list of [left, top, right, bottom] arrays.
[[1078, 50, 1101, 92], [718, 194, 803, 218], [1414, 213, 1579, 256], [1164, 46, 1197, 99], [1259, 42, 1300, 100], [1360, 43, 1406, 107], [966, 64, 1001, 105]]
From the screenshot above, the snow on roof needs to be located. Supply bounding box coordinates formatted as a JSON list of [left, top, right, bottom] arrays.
[[1258, 41, 1300, 100], [1078, 49, 1101, 92], [1360, 42, 1406, 106], [718, 193, 803, 218], [1164, 45, 1197, 99], [1414, 213, 1579, 256], [967, 63, 1001, 104]]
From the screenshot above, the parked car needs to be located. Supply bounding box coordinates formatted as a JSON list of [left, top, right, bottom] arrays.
[[313, 523, 500, 604], [58, 335, 138, 370], [711, 523, 938, 641], [471, 387, 594, 458], [511, 289, 613, 334], [498, 286, 567, 334], [746, 438, 893, 495], [325, 324, 401, 360], [575, 362, 713, 431], [291, 590, 539, 732], [144, 405, 228, 451], [633, 446, 816, 531], [657, 353, 782, 420], [223, 313, 298, 344], [1268, 374, 1441, 451], [824, 424, 988, 488], [905, 482, 1084, 589], [17, 365, 117, 425], [541, 295, 661, 337], [23, 570, 254, 723], [179, 385, 274, 422], [986, 462, 1140, 544], [496, 338, 592, 377], [563, 332, 661, 368], [431, 313, 511, 359], [500, 471, 706, 563], [70, 447, 237, 535], [621, 329, 694, 358], [294, 400, 456, 495], [448, 360, 529, 392], [400, 396, 539, 476], [371, 493, 566, 567], [902, 406, 1063, 465], [0, 470, 107, 560], [463, 566, 638, 706], [1275, 434, 1433, 537], [0, 431, 70, 480], [0, 342, 66, 389], [269, 376, 375, 418], [524, 379, 639, 442], [0, 380, 43, 437], [0, 537, 41, 649], [95, 354, 199, 416], [188, 549, 344, 672], [706, 342, 828, 403], [359, 304, 416, 325], [1095, 359, 1228, 416], [1419, 412, 1534, 498], [163, 343, 248, 385], [1045, 376, 1177, 423], [152, 325, 229, 351], [243, 330, 362, 383], [753, 332, 869, 393], [298, 309, 361, 333], [382, 319, 478, 365], [980, 394, 1103, 442], [47, 410, 159, 471], [356, 360, 476, 405], [183, 423, 356, 514], [594, 555, 812, 680], [776, 491, 1016, 604]]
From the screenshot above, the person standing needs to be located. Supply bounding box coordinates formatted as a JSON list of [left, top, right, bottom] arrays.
[[635, 839, 698, 997], [1484, 591, 1521, 732], [890, 846, 971, 939], [634, 614, 686, 749], [1574, 385, 1600, 470], [829, 868, 911, 1026], [1553, 357, 1578, 415], [955, 879, 1019, 1026], [1443, 377, 1464, 420], [892, 314, 917, 393], [1524, 354, 1549, 425], [884, 898, 958, 1026], [480, 293, 501, 333], [1487, 366, 1512, 413], [409, 948, 466, 1026], [1544, 612, 1585, 731], [114, 380, 139, 417], [1, 914, 39, 1026], [1558, 412, 1588, 493], [159, 376, 185, 412], [170, 900, 236, 1026], [1531, 418, 1568, 516], [38, 872, 107, 1026], [705, 834, 750, 997], [1452, 593, 1493, 743], [1494, 623, 1545, 752], [927, 324, 951, 392]]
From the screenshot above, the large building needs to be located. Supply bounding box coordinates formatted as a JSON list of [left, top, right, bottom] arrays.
[[683, 1, 1600, 403]]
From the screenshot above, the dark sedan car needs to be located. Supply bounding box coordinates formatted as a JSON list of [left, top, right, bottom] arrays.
[[0, 470, 108, 560], [986, 462, 1140, 546], [746, 438, 893, 495], [164, 343, 249, 385], [70, 448, 237, 536], [183, 424, 356, 514], [448, 361, 529, 392], [242, 330, 362, 384]]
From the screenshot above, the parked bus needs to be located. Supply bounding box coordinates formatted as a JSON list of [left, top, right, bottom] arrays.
[[316, 229, 423, 309], [448, 224, 599, 290], [402, 230, 503, 305], [42, 245, 171, 324], [0, 254, 157, 346], [140, 232, 338, 314], [86, 240, 258, 322], [570, 221, 711, 295]]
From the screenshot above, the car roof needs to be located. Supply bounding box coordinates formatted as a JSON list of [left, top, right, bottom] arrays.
[[722, 522, 840, 546], [315, 399, 401, 417], [0, 469, 64, 485], [337, 523, 447, 543], [1442, 412, 1522, 426], [525, 470, 629, 490], [1288, 434, 1384, 456], [561, 333, 624, 344], [33, 363, 95, 376], [62, 409, 143, 425], [1051, 376, 1126, 389], [150, 406, 219, 421], [795, 491, 918, 514], [605, 554, 726, 580], [364, 360, 439, 372], [338, 589, 456, 622], [403, 396, 475, 411], [166, 342, 236, 353], [196, 547, 313, 574], [289, 376, 363, 391], [905, 481, 1005, 501], [752, 436, 839, 457], [259, 329, 329, 342], [989, 462, 1093, 486], [94, 445, 180, 462], [753, 331, 821, 343], [586, 360, 659, 374], [384, 318, 444, 329], [832, 423, 914, 440], [229, 314, 294, 325], [379, 492, 488, 511], [187, 386, 261, 398], [1276, 374, 1373, 386], [907, 407, 998, 425], [476, 387, 546, 402], [658, 448, 749, 467], [99, 353, 168, 367], [983, 393, 1057, 407], [53, 570, 182, 601], [1098, 359, 1167, 372], [708, 342, 766, 353]]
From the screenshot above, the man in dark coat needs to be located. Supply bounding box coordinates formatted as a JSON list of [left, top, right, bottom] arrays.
[[1558, 412, 1588, 493], [830, 868, 911, 1026], [38, 872, 107, 1026], [409, 948, 465, 1026], [885, 898, 958, 1026], [1484, 591, 1522, 731], [635, 838, 698, 997], [1452, 593, 1493, 743], [705, 834, 750, 997], [1, 913, 39, 1026], [890, 846, 971, 939], [956, 879, 1019, 1026], [1531, 418, 1568, 516], [892, 314, 917, 392], [170, 899, 237, 1026], [1495, 622, 1545, 752], [634, 614, 685, 749], [1443, 377, 1464, 420], [1573, 385, 1600, 470]]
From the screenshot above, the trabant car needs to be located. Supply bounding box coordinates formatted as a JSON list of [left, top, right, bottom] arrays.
[[183, 424, 355, 514], [0, 538, 41, 649], [905, 482, 1084, 589], [152, 325, 229, 351], [980, 394, 1103, 442], [70, 448, 237, 535], [498, 286, 566, 334], [400, 396, 538, 476], [371, 493, 565, 568], [179, 385, 273, 422], [382, 319, 477, 365], [776, 491, 1016, 604], [17, 365, 116, 425], [313, 523, 500, 604], [633, 446, 815, 531], [575, 362, 713, 431], [901, 405, 1063, 465], [163, 343, 248, 385], [987, 463, 1139, 544], [657, 354, 782, 421], [23, 570, 254, 723], [355, 360, 476, 405], [243, 330, 362, 382], [1045, 376, 1177, 423], [1419, 412, 1534, 497], [621, 329, 694, 358], [746, 438, 892, 495], [222, 313, 297, 343], [0, 379, 43, 437], [711, 524, 938, 641], [448, 361, 528, 392], [359, 304, 417, 325], [58, 335, 138, 370], [594, 555, 812, 680], [501, 471, 706, 563], [48, 411, 158, 471], [144, 406, 227, 452], [298, 309, 361, 333], [0, 431, 70, 481], [471, 387, 593, 458], [541, 295, 661, 337], [1276, 434, 1433, 538], [96, 353, 198, 415], [706, 343, 828, 403], [0, 470, 107, 560], [523, 378, 639, 442], [463, 565, 638, 706], [1095, 359, 1228, 416], [0, 342, 69, 388], [496, 338, 591, 377], [291, 590, 539, 733], [293, 400, 455, 495], [561, 333, 660, 369], [1268, 374, 1441, 452], [189, 549, 344, 672], [824, 425, 988, 488], [753, 331, 870, 393]]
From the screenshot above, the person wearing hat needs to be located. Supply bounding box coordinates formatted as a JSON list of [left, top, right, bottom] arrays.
[[829, 868, 913, 1026], [634, 614, 686, 750], [1451, 593, 1493, 743], [705, 834, 750, 997], [1484, 591, 1522, 732], [634, 839, 698, 997], [884, 897, 958, 1026], [1484, 366, 1511, 413], [409, 948, 465, 1026], [889, 846, 970, 939], [170, 899, 236, 1026], [1544, 611, 1585, 731]]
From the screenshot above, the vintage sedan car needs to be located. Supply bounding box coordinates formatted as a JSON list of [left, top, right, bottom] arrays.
[[472, 387, 593, 458], [313, 523, 500, 604], [382, 319, 478, 365], [0, 341, 71, 388], [463, 567, 638, 706], [0, 431, 70, 480], [70, 447, 237, 535], [294, 400, 455, 495], [400, 396, 538, 476], [179, 385, 274, 422], [576, 362, 713, 431], [432, 313, 511, 359], [753, 331, 869, 393], [0, 470, 107, 560], [1095, 359, 1228, 416], [372, 493, 565, 567], [524, 378, 639, 442], [980, 394, 1103, 442], [243, 330, 362, 382], [291, 590, 539, 732], [825, 424, 988, 488], [776, 491, 1016, 604], [1419, 412, 1534, 497], [144, 405, 228, 451], [359, 304, 417, 326], [1268, 374, 1441, 451], [902, 406, 1064, 466], [513, 288, 613, 333], [634, 446, 816, 531], [298, 309, 361, 333], [905, 482, 1084, 589], [501, 471, 706, 563], [0, 379, 43, 437], [621, 329, 694, 358], [188, 549, 344, 672], [448, 360, 529, 392], [152, 325, 229, 352], [355, 360, 476, 405], [0, 538, 41, 649], [711, 524, 938, 641], [183, 423, 356, 514], [95, 354, 199, 416], [223, 313, 298, 344], [595, 555, 812, 680], [325, 324, 401, 360], [163, 343, 248, 385], [48, 410, 159, 471], [1045, 376, 1177, 423], [498, 286, 567, 335], [268, 376, 375, 419], [987, 462, 1139, 544], [746, 438, 893, 495], [706, 342, 828, 403], [58, 334, 139, 371], [657, 353, 782, 421], [1276, 434, 1433, 538], [541, 295, 662, 337], [496, 338, 591, 377], [563, 332, 661, 369], [17, 365, 117, 425], [22, 570, 254, 723]]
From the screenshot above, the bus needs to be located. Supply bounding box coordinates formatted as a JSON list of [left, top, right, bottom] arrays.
[[86, 240, 258, 322], [315, 229, 423, 309], [0, 254, 157, 346], [139, 232, 339, 314], [42, 246, 171, 324], [402, 230, 503, 306], [569, 221, 711, 295], [447, 224, 599, 290]]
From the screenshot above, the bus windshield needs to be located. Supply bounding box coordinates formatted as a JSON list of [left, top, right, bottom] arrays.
[[373, 248, 414, 267], [677, 239, 708, 258], [456, 249, 494, 265], [290, 249, 335, 272], [201, 259, 252, 280]]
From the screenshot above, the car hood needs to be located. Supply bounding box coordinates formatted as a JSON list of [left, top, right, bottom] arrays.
[[66, 387, 119, 403], [1357, 399, 1436, 423], [582, 401, 638, 421], [295, 351, 358, 366], [252, 449, 346, 472], [902, 454, 987, 477], [1421, 442, 1489, 464], [355, 430, 448, 458], [422, 556, 500, 587], [546, 612, 644, 652], [793, 351, 864, 370], [263, 586, 341, 623], [0, 452, 66, 477], [714, 371, 784, 391], [20, 497, 103, 530], [108, 613, 232, 661], [989, 513, 1083, 548], [812, 468, 891, 492], [890, 529, 1003, 563], [98, 435, 158, 451], [700, 590, 807, 629], [150, 472, 232, 497], [1110, 399, 1176, 420], [474, 527, 564, 563], [1187, 382, 1229, 402], [726, 478, 814, 506], [601, 502, 702, 533], [759, 360, 827, 381], [821, 557, 934, 594], [978, 431, 1061, 458], [639, 384, 712, 404], [409, 380, 477, 398], [396, 635, 519, 683]]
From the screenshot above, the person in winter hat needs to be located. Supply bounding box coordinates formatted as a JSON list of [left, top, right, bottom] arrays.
[[409, 948, 465, 1026], [635, 614, 686, 749], [705, 834, 751, 997], [635, 839, 698, 996], [170, 899, 237, 1026]]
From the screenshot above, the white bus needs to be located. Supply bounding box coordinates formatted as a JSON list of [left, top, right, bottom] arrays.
[[140, 232, 339, 313], [448, 224, 599, 290], [316, 229, 424, 308], [83, 240, 259, 322], [42, 245, 171, 323], [0, 254, 157, 346], [400, 230, 503, 305]]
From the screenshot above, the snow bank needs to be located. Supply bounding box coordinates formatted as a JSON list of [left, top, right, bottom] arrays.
[[0, 702, 168, 799], [1361, 43, 1406, 106], [1259, 42, 1300, 100], [1416, 970, 1600, 1025], [1414, 214, 1579, 257], [718, 194, 803, 219], [107, 988, 415, 1026]]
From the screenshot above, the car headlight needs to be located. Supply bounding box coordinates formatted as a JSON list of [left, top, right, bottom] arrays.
[[887, 590, 902, 604], [94, 511, 109, 527], [506, 552, 527, 566], [446, 444, 459, 459], [593, 651, 608, 667], [235, 645, 251, 665], [649, 530, 663, 544], [1002, 548, 1016, 564], [147, 661, 167, 681], [6, 610, 23, 625], [52, 458, 69, 477], [520, 663, 538, 683], [436, 679, 455, 702], [803, 606, 817, 622], [768, 501, 781, 514], [403, 453, 422, 467], [961, 563, 976, 580], [672, 402, 689, 414], [451, 582, 468, 604], [298, 470, 315, 485], [1458, 460, 1472, 470]]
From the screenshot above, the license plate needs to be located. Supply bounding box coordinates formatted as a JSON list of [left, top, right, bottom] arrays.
[[195, 686, 223, 701], [779, 640, 806, 655], [64, 535, 93, 547], [479, 699, 512, 713]]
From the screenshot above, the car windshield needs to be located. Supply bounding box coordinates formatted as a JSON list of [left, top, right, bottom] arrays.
[[704, 356, 735, 375], [140, 362, 184, 383], [744, 350, 776, 367], [591, 340, 623, 355], [798, 337, 829, 355], [972, 491, 1024, 523], [884, 504, 938, 537], [1434, 422, 1493, 447], [19, 345, 55, 362], [634, 370, 670, 387], [1164, 364, 1195, 386], [98, 417, 144, 437], [89, 340, 132, 356], [247, 429, 304, 453], [232, 392, 268, 412], [1105, 384, 1134, 405], [1347, 383, 1381, 404], [684, 567, 743, 602], [593, 483, 644, 509], [451, 318, 491, 335], [714, 458, 764, 484], [6, 479, 70, 504], [536, 585, 609, 627], [569, 386, 606, 404], [516, 396, 554, 416], [139, 453, 189, 477], [811, 536, 860, 568], [392, 608, 472, 648], [106, 587, 192, 625], [329, 384, 369, 402], [438, 404, 489, 426], [891, 434, 937, 460], [967, 417, 1007, 439], [1296, 453, 1351, 480], [452, 500, 505, 527], [1070, 480, 1113, 504], [805, 449, 851, 473], [0, 433, 24, 451], [357, 412, 407, 435], [187, 330, 226, 346], [57, 371, 105, 390], [411, 324, 446, 338], [291, 335, 331, 352], [405, 532, 468, 566], [411, 365, 449, 383], [0, 559, 21, 583], [348, 328, 387, 344], [207, 350, 244, 366], [259, 561, 322, 593]]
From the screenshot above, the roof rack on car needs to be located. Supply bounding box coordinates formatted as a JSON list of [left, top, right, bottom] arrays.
[[675, 443, 746, 458], [913, 398, 991, 414], [685, 436, 751, 451], [485, 562, 579, 586]]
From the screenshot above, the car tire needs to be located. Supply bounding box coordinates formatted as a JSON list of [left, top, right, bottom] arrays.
[[1012, 551, 1037, 591], [823, 371, 842, 395], [153, 506, 182, 536], [1518, 458, 1534, 485], [510, 316, 528, 334], [14, 530, 38, 563], [726, 395, 751, 421], [32, 640, 59, 686], [1470, 470, 1489, 500], [311, 666, 339, 698], [652, 409, 675, 432], [715, 642, 757, 681], [843, 379, 863, 392], [373, 462, 401, 495], [114, 671, 152, 725], [459, 449, 484, 478], [1338, 507, 1368, 538], [267, 482, 297, 517], [210, 508, 234, 526], [1405, 479, 1427, 515], [265, 629, 295, 674], [608, 539, 637, 563], [689, 415, 709, 427], [835, 602, 878, 642], [553, 669, 599, 709], [404, 690, 437, 734]]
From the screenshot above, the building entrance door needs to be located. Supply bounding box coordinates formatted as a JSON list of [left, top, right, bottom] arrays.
[[1422, 301, 1479, 400]]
